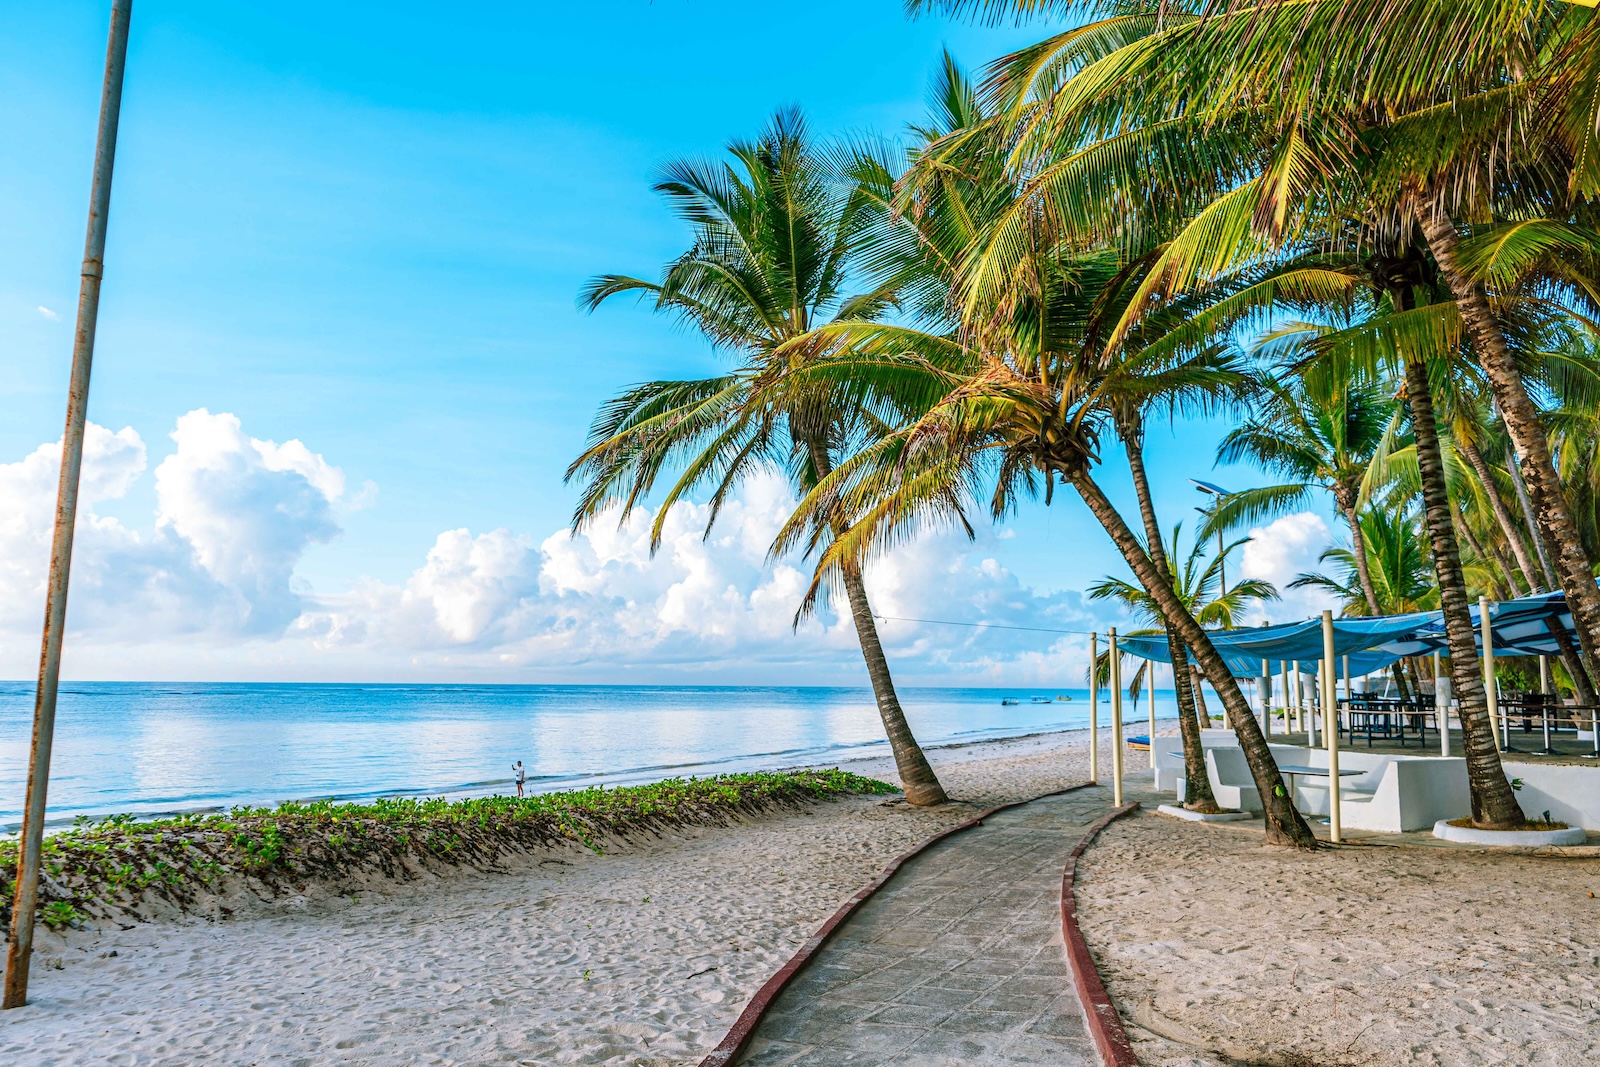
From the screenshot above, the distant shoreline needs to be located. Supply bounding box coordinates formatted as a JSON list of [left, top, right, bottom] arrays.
[[7, 716, 1184, 837]]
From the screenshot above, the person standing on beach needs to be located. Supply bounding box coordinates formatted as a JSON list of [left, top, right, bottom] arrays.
[[512, 760, 526, 799]]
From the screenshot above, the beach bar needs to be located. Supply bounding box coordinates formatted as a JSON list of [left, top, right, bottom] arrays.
[[1123, 589, 1600, 832]]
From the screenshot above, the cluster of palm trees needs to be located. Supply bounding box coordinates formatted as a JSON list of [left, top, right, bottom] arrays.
[[568, 1, 1600, 845]]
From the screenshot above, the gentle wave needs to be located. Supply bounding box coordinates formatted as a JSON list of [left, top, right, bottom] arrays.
[[0, 682, 1177, 832]]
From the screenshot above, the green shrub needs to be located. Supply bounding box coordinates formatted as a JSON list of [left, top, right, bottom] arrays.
[[0, 769, 895, 928]]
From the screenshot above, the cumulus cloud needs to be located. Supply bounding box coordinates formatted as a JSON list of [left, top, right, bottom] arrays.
[[296, 468, 1112, 683], [36, 306, 59, 321], [1237, 511, 1340, 624], [0, 411, 344, 647], [0, 415, 1139, 683], [154, 410, 342, 632]]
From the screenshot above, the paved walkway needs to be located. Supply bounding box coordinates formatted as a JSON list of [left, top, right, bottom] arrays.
[[734, 787, 1116, 1066]]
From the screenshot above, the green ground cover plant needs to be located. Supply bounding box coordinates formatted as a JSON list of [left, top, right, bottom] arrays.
[[0, 769, 895, 929]]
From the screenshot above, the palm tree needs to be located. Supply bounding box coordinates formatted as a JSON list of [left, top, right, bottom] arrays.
[[1209, 357, 1395, 618], [1291, 508, 1439, 618], [1089, 523, 1280, 733], [566, 111, 948, 805], [947, 0, 1600, 757], [770, 240, 1319, 844], [906, 0, 1540, 828]]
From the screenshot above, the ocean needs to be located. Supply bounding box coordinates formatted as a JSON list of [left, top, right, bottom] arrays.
[[0, 682, 1178, 831]]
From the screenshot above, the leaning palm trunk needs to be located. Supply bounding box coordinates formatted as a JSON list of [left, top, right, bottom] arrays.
[[1070, 472, 1317, 847], [1506, 444, 1559, 590], [1458, 436, 1539, 594], [1404, 356, 1526, 827], [808, 438, 947, 805], [839, 560, 948, 805], [1417, 202, 1600, 681], [1546, 617, 1599, 706], [1122, 427, 1221, 811]]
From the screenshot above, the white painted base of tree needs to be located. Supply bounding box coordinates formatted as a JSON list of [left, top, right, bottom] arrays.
[[1157, 804, 1252, 823], [1431, 819, 1588, 846]]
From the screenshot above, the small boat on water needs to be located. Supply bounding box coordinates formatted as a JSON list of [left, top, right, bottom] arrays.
[[1001, 698, 1021, 705], [1056, 695, 1073, 702], [1030, 697, 1052, 704]]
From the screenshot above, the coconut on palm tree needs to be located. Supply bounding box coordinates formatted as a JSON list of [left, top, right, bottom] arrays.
[[566, 110, 948, 805]]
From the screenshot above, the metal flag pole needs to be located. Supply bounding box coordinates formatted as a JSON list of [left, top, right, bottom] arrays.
[[1321, 610, 1341, 844], [4, 0, 133, 1011], [1088, 632, 1099, 784], [1110, 628, 1124, 806]]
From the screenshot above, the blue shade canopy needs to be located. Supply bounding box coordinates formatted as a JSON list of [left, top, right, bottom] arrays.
[[1113, 589, 1584, 678]]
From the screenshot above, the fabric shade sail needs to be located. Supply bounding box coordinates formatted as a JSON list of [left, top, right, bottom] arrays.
[[1113, 589, 1584, 678]]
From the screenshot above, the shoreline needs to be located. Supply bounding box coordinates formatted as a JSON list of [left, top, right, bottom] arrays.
[[4, 716, 1182, 837], [2, 726, 1113, 1065]]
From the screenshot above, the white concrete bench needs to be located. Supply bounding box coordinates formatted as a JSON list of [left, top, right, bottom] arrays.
[[1288, 756, 1469, 832]]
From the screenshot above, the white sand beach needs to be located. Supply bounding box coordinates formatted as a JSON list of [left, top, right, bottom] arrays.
[[7, 725, 1596, 1067], [0, 727, 1106, 1067], [1075, 808, 1600, 1067]]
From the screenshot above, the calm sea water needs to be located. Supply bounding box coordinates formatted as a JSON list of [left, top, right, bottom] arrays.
[[0, 682, 1177, 831]]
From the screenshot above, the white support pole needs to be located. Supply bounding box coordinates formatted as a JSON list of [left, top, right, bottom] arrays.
[[1295, 660, 1305, 736], [1088, 632, 1099, 784], [1280, 660, 1289, 735], [1342, 654, 1351, 703], [1434, 650, 1449, 758], [1540, 653, 1553, 754], [1481, 596, 1501, 751], [1322, 610, 1341, 844], [1261, 659, 1272, 738], [1110, 627, 1124, 807], [1147, 658, 1157, 769]]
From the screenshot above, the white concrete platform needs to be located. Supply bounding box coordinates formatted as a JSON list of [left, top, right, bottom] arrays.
[[1156, 804, 1252, 823], [1431, 819, 1588, 846]]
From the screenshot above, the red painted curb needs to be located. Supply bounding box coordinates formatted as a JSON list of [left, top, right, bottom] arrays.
[[696, 782, 1094, 1067], [1060, 802, 1142, 1067]]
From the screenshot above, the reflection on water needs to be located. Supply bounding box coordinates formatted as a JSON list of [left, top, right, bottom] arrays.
[[0, 682, 1177, 829]]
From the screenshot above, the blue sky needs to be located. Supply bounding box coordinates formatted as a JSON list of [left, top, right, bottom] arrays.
[[0, 2, 1336, 682]]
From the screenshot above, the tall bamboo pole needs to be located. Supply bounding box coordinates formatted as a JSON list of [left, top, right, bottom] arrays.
[[1322, 610, 1341, 844], [1110, 627, 1124, 807], [4, 0, 133, 1011], [1088, 632, 1098, 784]]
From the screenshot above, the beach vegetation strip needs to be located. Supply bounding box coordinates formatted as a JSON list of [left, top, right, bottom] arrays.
[[0, 769, 896, 929]]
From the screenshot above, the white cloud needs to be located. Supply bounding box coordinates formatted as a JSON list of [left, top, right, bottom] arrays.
[[1237, 511, 1339, 624], [153, 410, 342, 632], [294, 467, 1116, 683], [0, 417, 1140, 684], [36, 306, 59, 321], [0, 411, 344, 647]]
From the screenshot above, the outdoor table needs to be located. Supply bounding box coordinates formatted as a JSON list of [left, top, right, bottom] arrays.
[[1275, 764, 1365, 806]]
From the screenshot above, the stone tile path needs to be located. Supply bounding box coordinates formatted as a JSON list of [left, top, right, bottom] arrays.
[[734, 787, 1115, 1066]]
